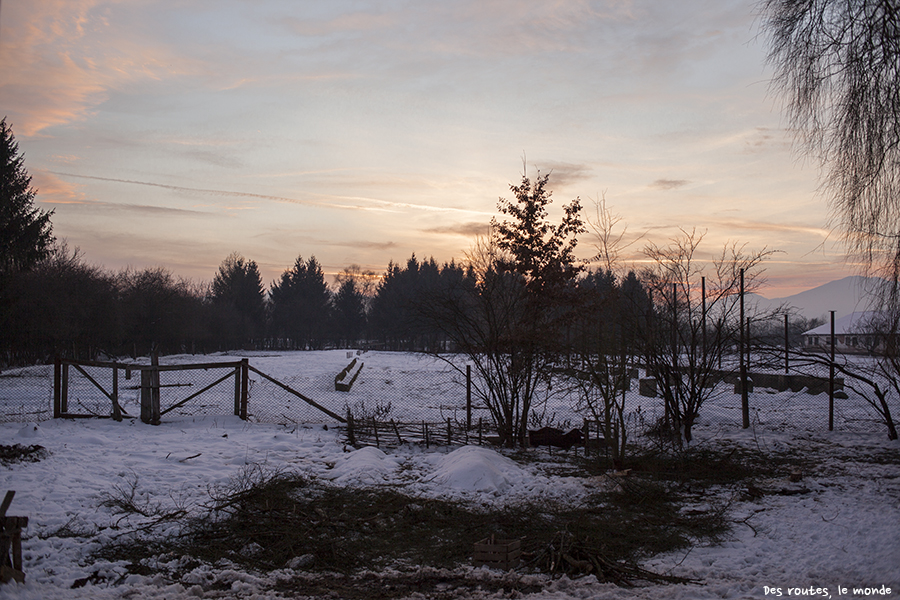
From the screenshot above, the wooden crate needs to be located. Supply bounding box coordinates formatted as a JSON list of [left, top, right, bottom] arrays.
[[1, 491, 27, 585], [473, 537, 521, 570]]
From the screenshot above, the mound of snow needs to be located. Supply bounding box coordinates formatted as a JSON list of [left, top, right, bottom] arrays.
[[16, 423, 43, 439], [423, 445, 526, 494], [324, 446, 400, 485]]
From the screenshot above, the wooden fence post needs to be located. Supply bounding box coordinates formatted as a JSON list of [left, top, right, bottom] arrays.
[[234, 364, 241, 417], [61, 362, 69, 415], [150, 352, 161, 425], [140, 369, 151, 424], [111, 365, 121, 421], [346, 410, 356, 446], [53, 356, 61, 418], [240, 359, 249, 420]]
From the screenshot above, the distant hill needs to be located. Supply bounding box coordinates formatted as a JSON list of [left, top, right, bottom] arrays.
[[751, 276, 886, 320]]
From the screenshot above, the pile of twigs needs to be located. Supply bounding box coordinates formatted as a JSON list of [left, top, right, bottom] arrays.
[[529, 531, 698, 586], [0, 444, 48, 466]]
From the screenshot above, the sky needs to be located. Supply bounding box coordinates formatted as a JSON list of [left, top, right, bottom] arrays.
[[0, 0, 854, 297]]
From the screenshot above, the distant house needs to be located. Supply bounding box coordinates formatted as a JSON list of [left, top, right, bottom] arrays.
[[801, 311, 887, 354]]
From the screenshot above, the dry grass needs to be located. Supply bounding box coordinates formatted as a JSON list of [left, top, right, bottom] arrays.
[[93, 452, 731, 597]]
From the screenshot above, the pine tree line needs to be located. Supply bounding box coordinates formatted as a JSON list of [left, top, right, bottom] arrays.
[[0, 238, 661, 366]]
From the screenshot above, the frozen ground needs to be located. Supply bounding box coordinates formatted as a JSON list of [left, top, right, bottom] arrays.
[[0, 351, 898, 599]]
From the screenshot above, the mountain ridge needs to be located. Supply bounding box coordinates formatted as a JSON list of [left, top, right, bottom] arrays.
[[753, 276, 885, 320]]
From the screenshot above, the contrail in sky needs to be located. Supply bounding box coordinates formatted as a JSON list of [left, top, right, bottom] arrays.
[[50, 171, 348, 210], [50, 171, 492, 216]]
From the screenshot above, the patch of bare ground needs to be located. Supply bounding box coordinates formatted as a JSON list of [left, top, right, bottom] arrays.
[[91, 445, 742, 598]]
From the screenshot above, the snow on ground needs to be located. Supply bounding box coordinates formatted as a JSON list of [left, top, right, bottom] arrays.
[[0, 351, 898, 599]]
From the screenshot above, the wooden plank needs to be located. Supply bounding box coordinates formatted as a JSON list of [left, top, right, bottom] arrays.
[[0, 491, 13, 519], [60, 358, 133, 369], [151, 361, 245, 372], [61, 358, 243, 371], [0, 516, 27, 529]]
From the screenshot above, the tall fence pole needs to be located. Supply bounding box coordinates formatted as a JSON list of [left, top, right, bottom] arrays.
[[668, 282, 677, 429], [740, 268, 749, 429], [829, 311, 835, 431], [701, 276, 707, 361], [466, 364, 472, 430], [784, 313, 790, 374]]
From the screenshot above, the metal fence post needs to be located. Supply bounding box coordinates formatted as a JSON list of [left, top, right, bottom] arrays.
[[740, 268, 749, 429], [784, 314, 790, 374], [829, 311, 835, 431], [466, 364, 472, 430]]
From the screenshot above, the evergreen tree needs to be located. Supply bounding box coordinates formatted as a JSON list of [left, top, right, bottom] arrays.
[[268, 255, 330, 349], [211, 252, 266, 346], [0, 118, 54, 279], [493, 171, 584, 295], [369, 254, 452, 351], [369, 260, 405, 349], [331, 278, 367, 347]]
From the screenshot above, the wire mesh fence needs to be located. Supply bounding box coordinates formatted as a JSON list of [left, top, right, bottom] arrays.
[[0, 365, 53, 423], [244, 359, 472, 427], [0, 351, 893, 439]]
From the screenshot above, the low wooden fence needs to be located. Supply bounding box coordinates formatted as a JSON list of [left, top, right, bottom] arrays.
[[345, 415, 490, 448], [344, 414, 610, 456]]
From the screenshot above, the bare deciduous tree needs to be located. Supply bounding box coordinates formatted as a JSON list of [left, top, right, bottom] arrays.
[[566, 197, 648, 465], [640, 229, 776, 443]]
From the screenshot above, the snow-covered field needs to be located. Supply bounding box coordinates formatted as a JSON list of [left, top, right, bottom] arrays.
[[1, 350, 898, 599]]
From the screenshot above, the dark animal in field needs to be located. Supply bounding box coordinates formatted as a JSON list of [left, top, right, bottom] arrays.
[[528, 427, 584, 449]]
